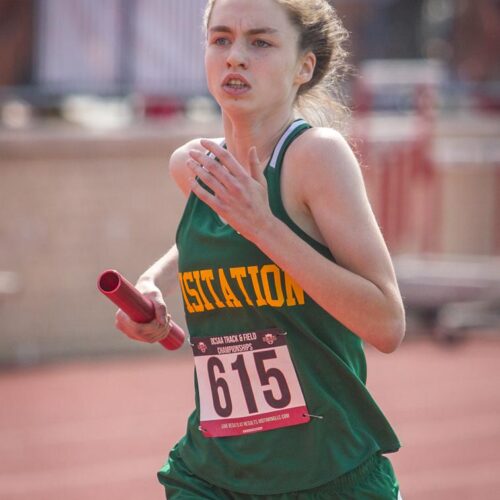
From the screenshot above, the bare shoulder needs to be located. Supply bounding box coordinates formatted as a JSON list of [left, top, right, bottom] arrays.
[[169, 137, 223, 196], [286, 127, 364, 203], [288, 127, 359, 176]]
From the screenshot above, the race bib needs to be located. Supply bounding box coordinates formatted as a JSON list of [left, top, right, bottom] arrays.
[[192, 328, 310, 438]]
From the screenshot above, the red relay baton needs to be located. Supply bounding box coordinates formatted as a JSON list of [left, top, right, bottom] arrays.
[[97, 269, 185, 350]]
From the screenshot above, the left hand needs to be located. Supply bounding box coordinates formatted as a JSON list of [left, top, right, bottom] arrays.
[[187, 140, 274, 242], [114, 279, 171, 344]]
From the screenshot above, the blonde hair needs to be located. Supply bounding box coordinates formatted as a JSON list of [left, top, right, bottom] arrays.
[[203, 0, 350, 129]]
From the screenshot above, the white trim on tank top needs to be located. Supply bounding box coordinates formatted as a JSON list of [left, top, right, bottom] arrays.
[[269, 119, 307, 169], [206, 121, 305, 225], [207, 120, 306, 167]]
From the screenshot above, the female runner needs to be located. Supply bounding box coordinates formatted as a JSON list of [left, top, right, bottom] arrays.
[[116, 0, 405, 498]]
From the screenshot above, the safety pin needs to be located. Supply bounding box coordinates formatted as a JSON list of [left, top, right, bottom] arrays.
[[303, 413, 324, 420]]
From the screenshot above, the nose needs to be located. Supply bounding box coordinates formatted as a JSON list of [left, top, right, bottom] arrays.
[[226, 41, 248, 69]]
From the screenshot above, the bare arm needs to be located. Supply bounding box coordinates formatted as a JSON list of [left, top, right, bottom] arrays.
[[115, 138, 207, 343], [130, 139, 204, 294], [170, 137, 217, 196], [188, 132, 405, 353], [258, 130, 405, 352], [136, 244, 180, 296]]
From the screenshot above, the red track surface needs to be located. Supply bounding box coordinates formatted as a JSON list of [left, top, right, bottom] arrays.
[[1, 338, 499, 499]]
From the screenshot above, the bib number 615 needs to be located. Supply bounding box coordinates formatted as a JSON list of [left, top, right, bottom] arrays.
[[193, 330, 309, 437], [208, 350, 291, 418]]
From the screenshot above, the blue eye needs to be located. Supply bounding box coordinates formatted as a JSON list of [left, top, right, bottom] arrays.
[[214, 37, 230, 46], [253, 39, 271, 48]]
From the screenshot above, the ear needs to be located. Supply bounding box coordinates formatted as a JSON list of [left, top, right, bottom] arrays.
[[295, 51, 316, 86]]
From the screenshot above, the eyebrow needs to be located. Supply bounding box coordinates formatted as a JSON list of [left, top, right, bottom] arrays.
[[209, 25, 279, 36]]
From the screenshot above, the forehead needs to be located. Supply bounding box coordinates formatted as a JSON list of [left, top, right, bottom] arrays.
[[209, 0, 295, 34]]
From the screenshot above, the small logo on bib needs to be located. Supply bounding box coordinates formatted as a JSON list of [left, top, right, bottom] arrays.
[[196, 341, 208, 354], [262, 332, 278, 346]]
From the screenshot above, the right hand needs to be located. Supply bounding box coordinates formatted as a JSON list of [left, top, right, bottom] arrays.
[[114, 280, 171, 343]]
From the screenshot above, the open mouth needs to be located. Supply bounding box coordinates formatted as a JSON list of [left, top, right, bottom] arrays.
[[222, 75, 251, 94], [224, 79, 249, 90]]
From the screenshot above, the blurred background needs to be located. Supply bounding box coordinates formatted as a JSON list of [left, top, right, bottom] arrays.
[[1, 1, 499, 499]]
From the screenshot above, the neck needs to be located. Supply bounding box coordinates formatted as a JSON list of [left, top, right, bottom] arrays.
[[221, 108, 297, 171]]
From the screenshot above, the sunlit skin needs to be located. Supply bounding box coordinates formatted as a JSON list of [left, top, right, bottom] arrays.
[[204, 0, 316, 171], [115, 0, 405, 354]]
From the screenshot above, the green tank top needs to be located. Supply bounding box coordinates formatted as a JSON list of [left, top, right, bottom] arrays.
[[173, 119, 400, 495]]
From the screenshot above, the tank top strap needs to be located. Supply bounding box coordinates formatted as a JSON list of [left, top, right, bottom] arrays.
[[265, 118, 311, 213], [265, 119, 331, 256], [268, 118, 311, 170]]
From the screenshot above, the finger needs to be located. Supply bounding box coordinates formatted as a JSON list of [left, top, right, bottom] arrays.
[[190, 172, 224, 213], [115, 308, 126, 323], [150, 322, 171, 343], [248, 146, 266, 184], [200, 139, 246, 177], [190, 150, 251, 201], [188, 151, 229, 186], [189, 149, 230, 175], [187, 160, 226, 197], [115, 311, 146, 341], [135, 323, 165, 343], [189, 150, 236, 191], [115, 308, 136, 333], [153, 299, 168, 326], [115, 312, 163, 343]]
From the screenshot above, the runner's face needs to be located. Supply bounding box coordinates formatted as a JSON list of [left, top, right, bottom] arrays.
[[205, 0, 307, 116]]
